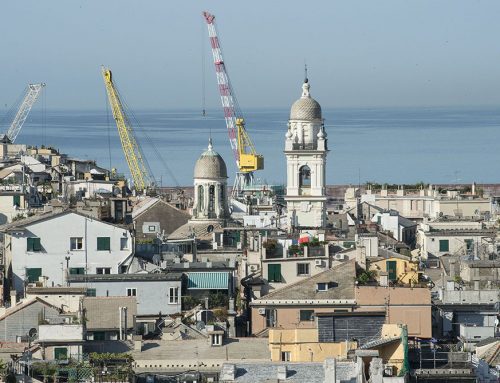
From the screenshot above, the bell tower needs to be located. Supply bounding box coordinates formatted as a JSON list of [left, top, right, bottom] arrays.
[[284, 78, 328, 230]]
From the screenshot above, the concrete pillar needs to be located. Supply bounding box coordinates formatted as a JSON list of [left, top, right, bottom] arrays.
[[277, 365, 288, 380], [323, 358, 336, 383]]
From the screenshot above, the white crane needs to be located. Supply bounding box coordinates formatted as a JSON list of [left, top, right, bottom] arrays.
[[4, 83, 45, 143]]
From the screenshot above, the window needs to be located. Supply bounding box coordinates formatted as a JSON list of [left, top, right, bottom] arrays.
[[268, 264, 282, 282], [299, 165, 311, 187], [169, 287, 179, 304], [69, 268, 85, 275], [70, 237, 83, 250], [13, 195, 21, 207], [316, 283, 328, 291], [439, 239, 449, 252], [386, 261, 397, 281], [96, 267, 111, 275], [26, 268, 42, 283], [148, 225, 156, 232], [127, 288, 137, 297], [297, 263, 310, 276], [97, 237, 111, 251], [54, 347, 68, 360], [299, 310, 314, 321], [120, 237, 129, 250], [281, 351, 291, 362], [86, 289, 96, 297], [93, 331, 105, 341], [27, 237, 41, 252], [208, 185, 215, 214], [198, 185, 204, 211], [265, 308, 277, 328], [465, 239, 473, 251]]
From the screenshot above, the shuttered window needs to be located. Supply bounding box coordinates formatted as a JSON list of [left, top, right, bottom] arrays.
[[268, 264, 282, 282], [439, 240, 449, 252], [97, 237, 110, 251], [54, 347, 68, 360], [69, 268, 85, 275], [27, 237, 41, 252], [13, 195, 21, 207], [26, 268, 42, 283], [300, 310, 314, 321], [386, 261, 397, 281]]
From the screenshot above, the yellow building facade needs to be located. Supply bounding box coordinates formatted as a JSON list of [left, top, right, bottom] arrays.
[[268, 328, 356, 362], [369, 257, 422, 285]]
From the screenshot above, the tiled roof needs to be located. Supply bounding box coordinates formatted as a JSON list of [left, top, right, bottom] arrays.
[[256, 260, 356, 301]]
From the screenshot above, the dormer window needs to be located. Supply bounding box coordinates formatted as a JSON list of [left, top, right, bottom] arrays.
[[317, 282, 328, 291]]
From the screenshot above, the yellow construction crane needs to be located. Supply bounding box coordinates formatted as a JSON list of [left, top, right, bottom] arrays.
[[102, 67, 154, 192]]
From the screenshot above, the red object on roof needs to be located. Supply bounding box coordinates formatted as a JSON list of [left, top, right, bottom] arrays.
[[298, 236, 310, 244]]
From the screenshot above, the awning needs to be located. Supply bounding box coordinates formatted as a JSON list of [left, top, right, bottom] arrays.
[[187, 272, 230, 290]]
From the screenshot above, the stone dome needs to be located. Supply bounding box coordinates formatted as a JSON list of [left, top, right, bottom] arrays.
[[290, 80, 322, 121], [194, 139, 228, 179]]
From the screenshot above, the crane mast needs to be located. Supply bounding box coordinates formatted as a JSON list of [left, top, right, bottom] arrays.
[[101, 67, 154, 192], [203, 11, 264, 198], [6, 83, 45, 143]]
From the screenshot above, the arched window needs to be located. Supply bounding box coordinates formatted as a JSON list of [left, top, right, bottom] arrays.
[[198, 185, 204, 211], [208, 185, 215, 215], [299, 165, 311, 187]]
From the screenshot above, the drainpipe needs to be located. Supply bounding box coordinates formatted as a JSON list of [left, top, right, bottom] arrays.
[[119, 306, 123, 340]]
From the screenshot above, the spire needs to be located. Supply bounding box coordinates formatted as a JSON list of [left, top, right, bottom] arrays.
[[302, 63, 311, 98], [208, 137, 213, 151]]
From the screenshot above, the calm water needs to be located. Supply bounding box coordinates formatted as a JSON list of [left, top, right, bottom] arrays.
[[3, 106, 500, 187]]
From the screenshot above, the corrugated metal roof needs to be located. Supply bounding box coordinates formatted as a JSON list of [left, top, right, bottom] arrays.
[[187, 272, 230, 290]]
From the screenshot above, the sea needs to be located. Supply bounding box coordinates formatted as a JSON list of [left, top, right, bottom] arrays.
[[5, 106, 500, 187]]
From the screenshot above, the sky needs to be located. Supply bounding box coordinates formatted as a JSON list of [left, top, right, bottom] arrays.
[[1, 1, 500, 111]]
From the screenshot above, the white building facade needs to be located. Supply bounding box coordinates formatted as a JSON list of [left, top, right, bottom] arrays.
[[284, 79, 328, 230], [2, 211, 133, 295]]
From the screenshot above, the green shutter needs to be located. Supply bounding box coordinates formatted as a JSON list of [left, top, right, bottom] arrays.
[[69, 268, 85, 275], [54, 347, 68, 360], [268, 264, 281, 282], [386, 261, 397, 281], [26, 268, 42, 283], [465, 239, 473, 250], [86, 288, 96, 297], [93, 331, 105, 341], [97, 237, 110, 251], [439, 240, 449, 252], [13, 195, 21, 207], [28, 238, 41, 252]]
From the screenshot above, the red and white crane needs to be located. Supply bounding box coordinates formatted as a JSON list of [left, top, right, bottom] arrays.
[[203, 11, 263, 198]]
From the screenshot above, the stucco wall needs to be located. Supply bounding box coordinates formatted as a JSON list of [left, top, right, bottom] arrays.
[[355, 286, 432, 338], [8, 212, 133, 294], [251, 306, 351, 335], [70, 279, 182, 316]]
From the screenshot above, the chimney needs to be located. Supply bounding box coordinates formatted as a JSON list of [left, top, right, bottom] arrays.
[[183, 262, 190, 269], [323, 358, 336, 383], [220, 364, 235, 381], [10, 291, 17, 306], [277, 365, 288, 380], [206, 261, 212, 268], [379, 272, 389, 287], [473, 279, 480, 291]]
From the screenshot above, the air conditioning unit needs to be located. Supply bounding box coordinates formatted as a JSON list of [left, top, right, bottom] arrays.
[[335, 253, 346, 261], [315, 259, 325, 267], [258, 308, 266, 315]]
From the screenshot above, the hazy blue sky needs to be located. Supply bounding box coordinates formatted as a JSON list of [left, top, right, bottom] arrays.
[[1, 1, 500, 110]]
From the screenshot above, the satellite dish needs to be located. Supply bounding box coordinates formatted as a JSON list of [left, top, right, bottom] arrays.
[[28, 328, 37, 338], [207, 225, 214, 233]]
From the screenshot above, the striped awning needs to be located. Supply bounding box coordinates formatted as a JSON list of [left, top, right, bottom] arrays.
[[187, 272, 230, 290]]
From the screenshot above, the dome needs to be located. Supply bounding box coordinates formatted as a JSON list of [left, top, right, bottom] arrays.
[[194, 139, 228, 179], [290, 80, 322, 121]]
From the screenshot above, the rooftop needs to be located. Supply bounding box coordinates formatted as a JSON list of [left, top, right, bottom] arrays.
[[68, 272, 183, 283]]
